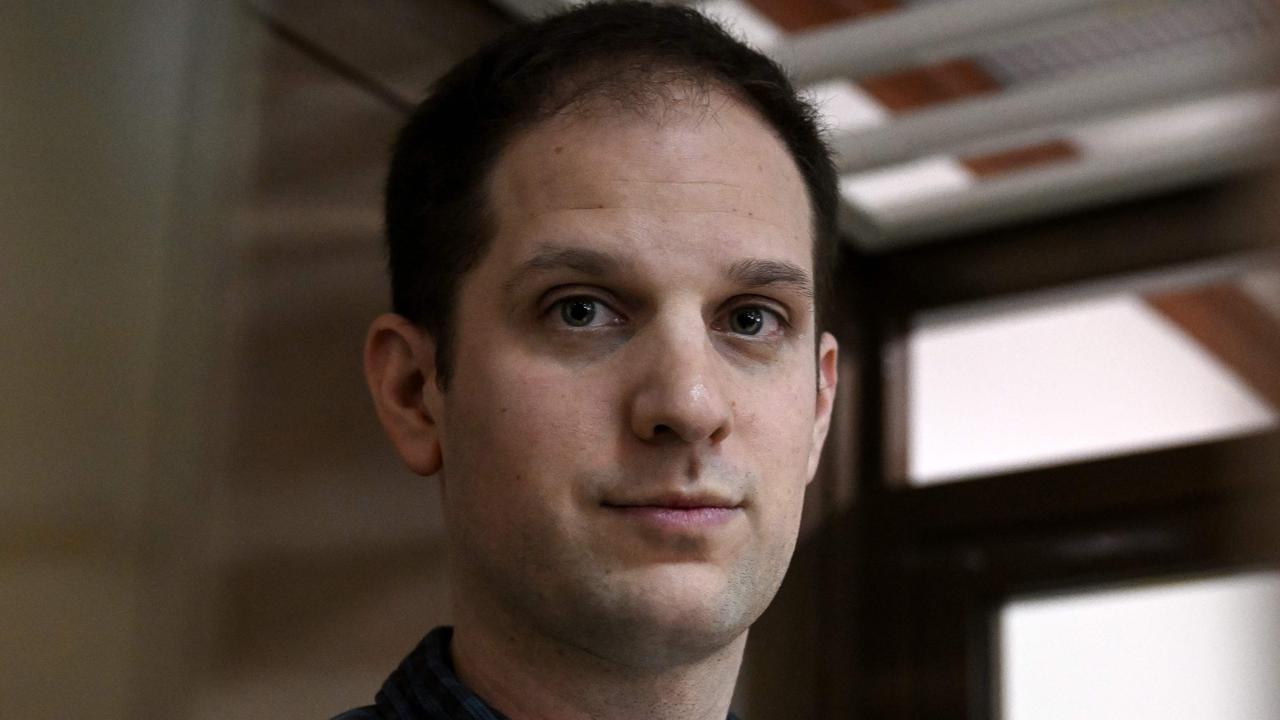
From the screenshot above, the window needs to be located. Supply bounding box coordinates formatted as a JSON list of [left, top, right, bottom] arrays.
[[1001, 572, 1280, 720], [906, 270, 1280, 485]]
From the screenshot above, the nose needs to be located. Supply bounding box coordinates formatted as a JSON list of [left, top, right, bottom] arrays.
[[627, 317, 733, 445]]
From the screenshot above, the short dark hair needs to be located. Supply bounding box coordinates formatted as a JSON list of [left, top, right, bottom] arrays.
[[386, 0, 838, 388]]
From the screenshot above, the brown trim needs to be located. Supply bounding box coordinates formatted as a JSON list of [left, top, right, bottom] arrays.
[[850, 431, 1280, 720], [745, 0, 899, 33], [881, 431, 1280, 536], [961, 140, 1080, 179], [1147, 282, 1280, 411], [859, 58, 1002, 113], [859, 176, 1280, 314], [824, 172, 1280, 720]]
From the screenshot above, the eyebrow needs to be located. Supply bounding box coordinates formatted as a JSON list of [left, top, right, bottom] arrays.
[[727, 258, 814, 298], [503, 244, 627, 297], [519, 245, 623, 276], [504, 243, 813, 298]]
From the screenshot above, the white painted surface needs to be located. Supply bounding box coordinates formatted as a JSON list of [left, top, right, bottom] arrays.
[[696, 0, 782, 49], [804, 79, 890, 134], [1071, 89, 1280, 158], [840, 155, 974, 213], [908, 293, 1276, 484], [1002, 572, 1280, 720]]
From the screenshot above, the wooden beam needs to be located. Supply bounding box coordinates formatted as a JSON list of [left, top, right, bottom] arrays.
[[746, 0, 899, 33], [1147, 282, 1280, 411], [879, 431, 1280, 535], [858, 175, 1280, 314], [961, 139, 1079, 179], [859, 57, 1001, 113]]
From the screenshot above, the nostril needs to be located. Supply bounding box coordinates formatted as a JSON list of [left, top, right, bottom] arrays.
[[653, 424, 674, 436]]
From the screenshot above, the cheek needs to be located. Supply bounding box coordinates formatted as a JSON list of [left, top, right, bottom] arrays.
[[444, 356, 616, 498], [496, 362, 614, 449], [738, 365, 817, 456], [736, 371, 816, 522]]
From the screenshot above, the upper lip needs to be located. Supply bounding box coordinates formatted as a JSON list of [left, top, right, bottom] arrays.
[[602, 491, 741, 509]]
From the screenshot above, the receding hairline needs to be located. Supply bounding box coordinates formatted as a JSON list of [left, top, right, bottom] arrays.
[[532, 57, 738, 122], [479, 61, 821, 260], [382, 4, 841, 391]]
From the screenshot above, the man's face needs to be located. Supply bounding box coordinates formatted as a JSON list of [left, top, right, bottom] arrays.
[[433, 89, 837, 665]]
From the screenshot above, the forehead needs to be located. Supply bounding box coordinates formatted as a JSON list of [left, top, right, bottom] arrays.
[[482, 90, 813, 273]]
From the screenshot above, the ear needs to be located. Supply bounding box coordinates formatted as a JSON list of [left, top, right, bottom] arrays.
[[806, 331, 839, 481], [363, 313, 445, 477]]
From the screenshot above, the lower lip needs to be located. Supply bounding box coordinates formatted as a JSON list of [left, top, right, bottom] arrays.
[[607, 506, 740, 529]]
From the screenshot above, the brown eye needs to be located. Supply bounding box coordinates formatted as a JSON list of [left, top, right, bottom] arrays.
[[729, 307, 765, 335], [560, 298, 598, 327]]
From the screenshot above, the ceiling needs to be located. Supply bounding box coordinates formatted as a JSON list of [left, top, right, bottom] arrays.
[[492, 0, 1280, 250]]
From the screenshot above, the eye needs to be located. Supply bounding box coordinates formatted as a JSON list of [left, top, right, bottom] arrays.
[[549, 295, 623, 329], [561, 298, 597, 327], [720, 304, 784, 337], [729, 307, 765, 335]]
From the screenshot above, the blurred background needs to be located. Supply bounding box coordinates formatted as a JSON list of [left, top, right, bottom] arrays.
[[2, 0, 1278, 718]]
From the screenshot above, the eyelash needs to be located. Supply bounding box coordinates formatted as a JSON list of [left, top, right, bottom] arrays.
[[544, 292, 789, 338], [547, 294, 625, 329], [713, 303, 787, 338]]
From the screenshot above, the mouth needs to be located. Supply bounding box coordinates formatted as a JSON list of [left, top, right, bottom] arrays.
[[601, 492, 743, 530]]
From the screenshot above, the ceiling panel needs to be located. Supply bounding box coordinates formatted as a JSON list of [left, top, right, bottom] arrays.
[[496, 0, 1280, 251]]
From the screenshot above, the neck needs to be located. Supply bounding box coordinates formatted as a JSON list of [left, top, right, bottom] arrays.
[[450, 598, 744, 720]]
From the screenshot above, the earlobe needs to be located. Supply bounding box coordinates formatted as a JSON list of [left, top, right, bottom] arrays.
[[806, 331, 839, 481], [363, 313, 445, 477]]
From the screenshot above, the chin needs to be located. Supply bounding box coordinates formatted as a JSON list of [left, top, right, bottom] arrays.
[[570, 562, 766, 667]]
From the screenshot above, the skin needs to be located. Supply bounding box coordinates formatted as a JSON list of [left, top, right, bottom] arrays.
[[365, 87, 838, 720]]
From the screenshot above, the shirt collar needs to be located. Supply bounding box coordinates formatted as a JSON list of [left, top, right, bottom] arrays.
[[367, 626, 740, 720]]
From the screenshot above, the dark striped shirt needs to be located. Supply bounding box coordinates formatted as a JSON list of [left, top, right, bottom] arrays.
[[333, 626, 741, 720]]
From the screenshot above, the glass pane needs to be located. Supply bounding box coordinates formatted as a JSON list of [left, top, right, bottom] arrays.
[[907, 268, 1280, 485], [1000, 572, 1280, 720]]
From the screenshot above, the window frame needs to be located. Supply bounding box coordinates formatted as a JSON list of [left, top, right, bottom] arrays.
[[791, 173, 1280, 720]]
